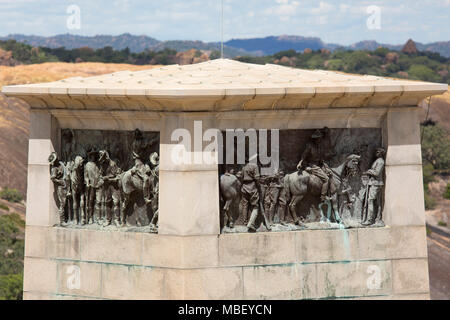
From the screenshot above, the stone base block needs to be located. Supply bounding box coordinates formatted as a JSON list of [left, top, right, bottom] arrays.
[[22, 226, 430, 300]]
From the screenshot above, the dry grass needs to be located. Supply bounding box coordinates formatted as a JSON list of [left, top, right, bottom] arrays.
[[419, 89, 450, 130], [0, 62, 160, 88], [433, 89, 450, 103]]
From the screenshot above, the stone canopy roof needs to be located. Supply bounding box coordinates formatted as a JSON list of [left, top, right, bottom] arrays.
[[2, 59, 447, 111]]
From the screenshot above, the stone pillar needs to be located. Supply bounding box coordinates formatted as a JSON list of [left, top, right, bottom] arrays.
[[383, 107, 425, 227], [26, 110, 60, 227], [158, 114, 220, 236], [382, 107, 430, 298]]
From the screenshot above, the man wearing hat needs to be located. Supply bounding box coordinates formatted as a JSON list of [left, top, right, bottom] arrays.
[[130, 151, 151, 202], [99, 150, 122, 226], [362, 148, 386, 226], [84, 148, 102, 224], [241, 153, 271, 232], [48, 152, 69, 226], [148, 152, 160, 230], [297, 128, 333, 202]]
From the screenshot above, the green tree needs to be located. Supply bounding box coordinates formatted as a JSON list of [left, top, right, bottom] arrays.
[[325, 59, 345, 71], [408, 65, 441, 82], [421, 123, 450, 170], [444, 184, 450, 200], [422, 163, 436, 210], [307, 55, 325, 69], [0, 187, 23, 203], [343, 51, 378, 73], [0, 274, 23, 300], [373, 47, 389, 58], [273, 49, 297, 60], [209, 50, 221, 60], [0, 214, 25, 300]]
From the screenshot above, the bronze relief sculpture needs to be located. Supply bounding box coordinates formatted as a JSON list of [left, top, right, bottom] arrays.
[[219, 127, 386, 233], [49, 129, 159, 232], [50, 127, 385, 234]]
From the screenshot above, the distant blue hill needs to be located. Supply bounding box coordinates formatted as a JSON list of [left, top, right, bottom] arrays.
[[225, 35, 339, 55]]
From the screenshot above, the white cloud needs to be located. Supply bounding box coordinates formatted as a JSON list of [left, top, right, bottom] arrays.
[[310, 1, 334, 14], [0, 0, 447, 44]]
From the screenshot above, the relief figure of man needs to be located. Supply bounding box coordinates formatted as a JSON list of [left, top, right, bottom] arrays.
[[84, 149, 102, 224], [241, 154, 271, 232], [297, 128, 335, 202], [264, 171, 286, 225], [148, 152, 160, 230], [362, 148, 385, 226], [99, 150, 122, 226], [48, 152, 69, 226]]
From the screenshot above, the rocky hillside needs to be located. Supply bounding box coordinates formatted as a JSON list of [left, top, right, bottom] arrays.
[[419, 91, 450, 130], [0, 94, 28, 195], [2, 33, 160, 53], [0, 48, 20, 66]]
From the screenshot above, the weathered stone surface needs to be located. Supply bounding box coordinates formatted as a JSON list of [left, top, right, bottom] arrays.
[[55, 294, 105, 300], [391, 293, 430, 300], [316, 260, 392, 298], [219, 232, 296, 266], [29, 110, 55, 140], [141, 234, 219, 268], [24, 226, 49, 258], [384, 165, 426, 226], [28, 139, 55, 165], [49, 227, 81, 260], [80, 229, 142, 265], [23, 291, 55, 300], [130, 267, 172, 300], [385, 144, 422, 166], [358, 226, 428, 260], [101, 264, 182, 300], [25, 164, 56, 227], [386, 108, 421, 146], [343, 293, 429, 300], [297, 229, 359, 263], [393, 258, 430, 294], [57, 261, 102, 298], [23, 257, 58, 293], [141, 234, 183, 268], [243, 264, 317, 300], [183, 267, 243, 300], [159, 170, 220, 236]]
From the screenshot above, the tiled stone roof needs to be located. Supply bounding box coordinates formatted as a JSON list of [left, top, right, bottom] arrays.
[[2, 59, 447, 111]]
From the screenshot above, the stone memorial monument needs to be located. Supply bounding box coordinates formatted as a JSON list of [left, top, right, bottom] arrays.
[[2, 59, 447, 300]]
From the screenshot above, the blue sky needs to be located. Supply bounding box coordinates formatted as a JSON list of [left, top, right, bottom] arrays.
[[0, 0, 448, 45]]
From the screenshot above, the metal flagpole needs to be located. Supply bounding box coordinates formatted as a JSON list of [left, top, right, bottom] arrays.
[[221, 0, 224, 59]]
